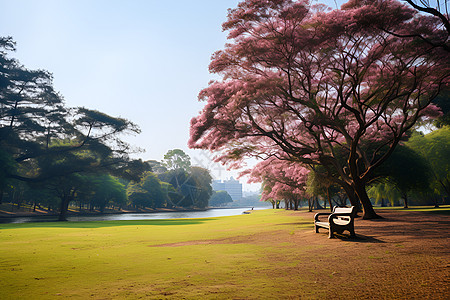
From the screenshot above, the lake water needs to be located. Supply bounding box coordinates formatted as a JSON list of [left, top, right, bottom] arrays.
[[0, 207, 267, 224]]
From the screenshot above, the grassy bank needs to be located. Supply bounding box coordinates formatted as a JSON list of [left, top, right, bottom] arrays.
[[1, 209, 449, 299]]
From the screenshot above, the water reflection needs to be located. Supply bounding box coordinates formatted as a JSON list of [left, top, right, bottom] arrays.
[[0, 208, 268, 224]]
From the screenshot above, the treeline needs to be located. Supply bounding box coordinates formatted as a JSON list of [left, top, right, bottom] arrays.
[[1, 151, 213, 216], [0, 37, 213, 220]]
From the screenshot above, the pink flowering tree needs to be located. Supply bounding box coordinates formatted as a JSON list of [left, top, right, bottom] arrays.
[[247, 156, 310, 210], [402, 0, 449, 42], [189, 0, 449, 219], [344, 0, 449, 51]]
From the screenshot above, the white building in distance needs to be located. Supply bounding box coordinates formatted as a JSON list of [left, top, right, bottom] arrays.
[[212, 177, 243, 200]]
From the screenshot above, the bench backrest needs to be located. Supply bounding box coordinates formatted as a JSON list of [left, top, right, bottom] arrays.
[[333, 206, 356, 215]]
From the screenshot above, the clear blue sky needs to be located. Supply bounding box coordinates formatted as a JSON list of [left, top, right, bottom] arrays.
[[0, 0, 339, 191]]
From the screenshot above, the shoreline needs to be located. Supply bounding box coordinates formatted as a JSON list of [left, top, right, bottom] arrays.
[[2, 205, 443, 219], [0, 206, 261, 219], [0, 207, 208, 219]]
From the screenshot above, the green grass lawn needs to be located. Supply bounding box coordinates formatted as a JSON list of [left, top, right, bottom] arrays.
[[0, 209, 313, 299], [1, 207, 448, 299]]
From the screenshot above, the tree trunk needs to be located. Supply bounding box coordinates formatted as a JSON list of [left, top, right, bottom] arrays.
[[353, 183, 381, 219], [293, 198, 299, 210], [314, 197, 322, 209], [308, 197, 313, 212], [58, 195, 70, 221], [341, 183, 360, 209], [438, 179, 450, 198], [403, 194, 408, 208], [434, 195, 440, 208], [326, 188, 333, 212]]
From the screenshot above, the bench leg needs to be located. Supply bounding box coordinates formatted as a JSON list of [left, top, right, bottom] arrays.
[[328, 230, 334, 238], [315, 225, 319, 233], [328, 224, 335, 238]]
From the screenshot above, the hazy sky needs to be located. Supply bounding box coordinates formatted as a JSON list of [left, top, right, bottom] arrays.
[[0, 0, 339, 191]]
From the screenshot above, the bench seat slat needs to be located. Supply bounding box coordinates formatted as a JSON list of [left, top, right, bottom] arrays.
[[315, 221, 329, 228]]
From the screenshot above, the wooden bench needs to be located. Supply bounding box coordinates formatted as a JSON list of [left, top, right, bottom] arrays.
[[314, 206, 357, 238]]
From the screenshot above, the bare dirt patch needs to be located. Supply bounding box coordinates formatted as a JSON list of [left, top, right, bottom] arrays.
[[152, 209, 450, 299], [274, 209, 450, 299]]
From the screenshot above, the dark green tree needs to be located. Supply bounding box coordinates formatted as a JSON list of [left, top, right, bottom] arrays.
[[209, 190, 233, 207], [158, 167, 212, 209], [127, 172, 169, 209], [25, 183, 60, 212], [45, 173, 87, 221], [370, 145, 432, 208], [146, 160, 167, 174], [140, 172, 167, 208], [1, 37, 68, 184], [0, 37, 144, 220], [89, 174, 127, 212], [189, 166, 213, 208], [0, 148, 15, 203], [160, 181, 178, 208], [158, 168, 191, 207], [407, 127, 450, 202]]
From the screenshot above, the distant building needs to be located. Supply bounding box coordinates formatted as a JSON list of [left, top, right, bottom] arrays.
[[212, 177, 243, 200]]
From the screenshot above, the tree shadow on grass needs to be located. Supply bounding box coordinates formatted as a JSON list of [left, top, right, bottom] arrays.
[[355, 210, 450, 241], [421, 209, 450, 216], [0, 218, 215, 229], [313, 231, 386, 243], [337, 234, 386, 243]]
